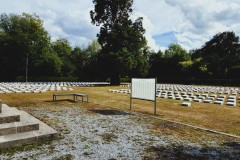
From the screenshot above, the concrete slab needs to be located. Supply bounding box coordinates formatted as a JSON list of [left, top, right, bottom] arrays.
[[160, 95, 167, 98], [194, 99, 202, 102], [203, 99, 212, 103], [181, 102, 191, 107], [0, 100, 2, 113], [0, 122, 39, 136], [218, 95, 226, 98], [190, 96, 197, 99], [0, 104, 21, 124], [207, 97, 215, 100], [175, 97, 183, 100], [226, 102, 236, 106], [201, 94, 208, 97], [216, 98, 225, 101], [228, 96, 236, 99], [197, 96, 205, 100], [227, 99, 236, 103], [0, 104, 58, 148], [210, 94, 217, 98], [0, 106, 40, 136], [214, 101, 224, 105], [184, 98, 192, 101]]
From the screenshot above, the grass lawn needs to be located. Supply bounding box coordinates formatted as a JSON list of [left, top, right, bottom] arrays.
[[0, 85, 240, 137]]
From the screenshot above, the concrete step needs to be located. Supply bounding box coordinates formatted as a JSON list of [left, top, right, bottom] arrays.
[[0, 115, 20, 124], [0, 100, 2, 113], [0, 129, 57, 148], [0, 104, 58, 148], [0, 104, 21, 124], [0, 104, 40, 136], [0, 121, 39, 136]]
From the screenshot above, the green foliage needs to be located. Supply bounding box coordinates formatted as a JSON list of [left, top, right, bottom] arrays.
[[42, 49, 63, 75], [0, 13, 51, 80], [192, 31, 240, 79], [52, 38, 74, 76], [179, 60, 193, 71], [164, 44, 190, 61], [52, 38, 72, 57], [91, 0, 148, 84], [152, 43, 191, 79], [1, 11, 240, 84]]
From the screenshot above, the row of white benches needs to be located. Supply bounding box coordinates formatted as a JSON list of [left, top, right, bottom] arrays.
[[122, 84, 240, 95], [108, 89, 239, 106], [157, 84, 240, 95], [0, 82, 109, 94]]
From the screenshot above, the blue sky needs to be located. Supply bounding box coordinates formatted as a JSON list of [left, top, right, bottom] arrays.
[[0, 0, 240, 51], [153, 32, 178, 48]]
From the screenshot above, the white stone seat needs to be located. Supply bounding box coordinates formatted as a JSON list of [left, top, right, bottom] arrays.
[[184, 98, 192, 101], [160, 95, 167, 98], [194, 99, 202, 102], [175, 97, 183, 100], [201, 94, 208, 97], [228, 96, 236, 99], [203, 99, 212, 103], [190, 95, 196, 99], [209, 94, 217, 98], [197, 96, 205, 100], [168, 96, 175, 99], [218, 95, 226, 98], [214, 101, 224, 105], [216, 98, 225, 101], [227, 99, 236, 103], [181, 102, 191, 107], [226, 102, 236, 106], [207, 97, 215, 100]]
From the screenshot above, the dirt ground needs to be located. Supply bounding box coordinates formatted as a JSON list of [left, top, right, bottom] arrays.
[[0, 104, 239, 159]]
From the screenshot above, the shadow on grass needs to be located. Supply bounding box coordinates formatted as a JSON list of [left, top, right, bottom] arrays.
[[45, 99, 78, 103], [89, 109, 133, 116]]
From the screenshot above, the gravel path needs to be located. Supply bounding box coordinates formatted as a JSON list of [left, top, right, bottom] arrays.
[[1, 106, 240, 160]]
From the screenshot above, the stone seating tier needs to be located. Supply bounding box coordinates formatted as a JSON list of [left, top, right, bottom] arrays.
[[0, 103, 58, 148]]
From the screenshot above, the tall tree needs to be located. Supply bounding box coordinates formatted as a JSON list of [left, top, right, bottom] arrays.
[[52, 38, 75, 77], [194, 31, 240, 78], [164, 44, 190, 79], [0, 13, 53, 80], [90, 0, 148, 85]]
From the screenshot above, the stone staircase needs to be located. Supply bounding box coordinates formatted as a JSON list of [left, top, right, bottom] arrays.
[[0, 101, 58, 148]]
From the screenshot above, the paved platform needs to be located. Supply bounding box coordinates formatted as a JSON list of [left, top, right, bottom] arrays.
[[0, 104, 58, 148]]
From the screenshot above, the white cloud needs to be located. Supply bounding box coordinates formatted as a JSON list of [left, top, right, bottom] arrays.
[[0, 0, 240, 51], [0, 0, 98, 48], [132, 12, 160, 51], [164, 0, 240, 49]]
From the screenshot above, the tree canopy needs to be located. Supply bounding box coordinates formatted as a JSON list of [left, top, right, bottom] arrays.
[[0, 13, 51, 80], [192, 31, 240, 78], [1, 11, 240, 86], [91, 0, 148, 85]]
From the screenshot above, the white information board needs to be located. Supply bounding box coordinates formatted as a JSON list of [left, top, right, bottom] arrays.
[[131, 78, 156, 101]]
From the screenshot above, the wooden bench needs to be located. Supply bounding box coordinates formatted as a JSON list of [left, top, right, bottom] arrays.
[[53, 93, 88, 102]]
